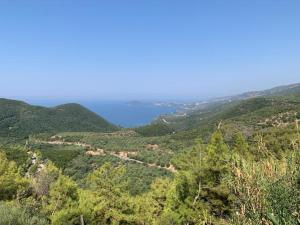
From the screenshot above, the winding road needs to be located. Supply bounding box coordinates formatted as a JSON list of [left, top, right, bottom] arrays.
[[34, 139, 177, 173]]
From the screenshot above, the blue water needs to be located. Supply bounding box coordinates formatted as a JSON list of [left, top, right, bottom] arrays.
[[26, 99, 177, 128], [83, 101, 176, 127]]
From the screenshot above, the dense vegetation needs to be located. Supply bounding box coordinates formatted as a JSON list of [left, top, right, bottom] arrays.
[[1, 125, 299, 224], [135, 123, 175, 136], [29, 131, 177, 167], [0, 84, 300, 224], [0, 98, 118, 138], [157, 94, 300, 144]]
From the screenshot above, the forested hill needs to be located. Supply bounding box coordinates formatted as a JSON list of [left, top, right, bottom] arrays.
[[0, 98, 119, 138], [214, 83, 300, 101], [137, 83, 300, 139], [0, 84, 300, 224]]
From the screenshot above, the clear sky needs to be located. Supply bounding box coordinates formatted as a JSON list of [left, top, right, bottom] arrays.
[[0, 0, 300, 101]]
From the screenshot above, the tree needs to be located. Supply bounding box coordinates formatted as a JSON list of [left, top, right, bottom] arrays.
[[202, 130, 232, 218], [0, 151, 28, 200], [43, 175, 80, 225], [79, 163, 136, 225], [232, 133, 249, 156], [163, 131, 233, 224], [162, 139, 212, 224], [133, 178, 171, 224]]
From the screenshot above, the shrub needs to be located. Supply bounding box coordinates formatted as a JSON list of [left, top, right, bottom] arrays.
[[0, 202, 48, 225]]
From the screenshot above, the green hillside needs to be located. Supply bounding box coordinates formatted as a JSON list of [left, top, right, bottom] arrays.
[[1, 96, 299, 224], [142, 85, 300, 143], [0, 84, 300, 225], [0, 98, 119, 138]]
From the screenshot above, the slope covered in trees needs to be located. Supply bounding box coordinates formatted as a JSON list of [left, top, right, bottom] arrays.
[[152, 87, 300, 144], [0, 98, 119, 138], [0, 84, 300, 224], [1, 124, 299, 224]]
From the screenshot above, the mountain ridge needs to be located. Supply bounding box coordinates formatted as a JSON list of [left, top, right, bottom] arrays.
[[0, 98, 119, 138], [137, 83, 300, 138]]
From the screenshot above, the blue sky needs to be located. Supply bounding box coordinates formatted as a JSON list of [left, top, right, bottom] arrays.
[[0, 0, 300, 101]]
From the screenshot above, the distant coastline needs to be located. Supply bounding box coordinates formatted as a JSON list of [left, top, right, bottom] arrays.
[[26, 99, 177, 128]]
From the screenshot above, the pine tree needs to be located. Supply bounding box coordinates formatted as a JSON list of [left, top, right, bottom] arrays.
[[0, 151, 28, 200], [79, 163, 136, 225], [134, 178, 171, 224], [232, 132, 250, 157], [202, 130, 232, 218], [44, 175, 80, 225], [163, 131, 233, 224]]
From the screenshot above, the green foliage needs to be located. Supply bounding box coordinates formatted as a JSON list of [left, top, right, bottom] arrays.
[[158, 94, 300, 144], [229, 144, 300, 224], [135, 123, 175, 136], [0, 151, 29, 200], [232, 132, 250, 156], [265, 151, 300, 224], [0, 144, 29, 167], [1, 89, 300, 225], [203, 131, 233, 217], [64, 153, 172, 195], [32, 143, 84, 170], [132, 149, 172, 167], [32, 161, 60, 198], [1, 126, 299, 225], [122, 163, 172, 195], [0, 202, 48, 225], [0, 98, 118, 138], [79, 163, 136, 225], [163, 131, 233, 224], [36, 131, 178, 168], [44, 175, 80, 225], [53, 131, 173, 152], [133, 178, 171, 224], [64, 154, 121, 181]]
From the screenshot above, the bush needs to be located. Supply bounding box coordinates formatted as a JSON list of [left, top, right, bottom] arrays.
[[0, 202, 48, 225], [229, 152, 300, 224], [0, 151, 29, 200]]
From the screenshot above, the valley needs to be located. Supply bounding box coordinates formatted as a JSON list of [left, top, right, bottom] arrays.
[[2, 1, 300, 224], [30, 133, 177, 173], [1, 83, 300, 225]]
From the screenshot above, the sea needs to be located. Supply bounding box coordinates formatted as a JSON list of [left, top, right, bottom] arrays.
[[26, 99, 177, 128]]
